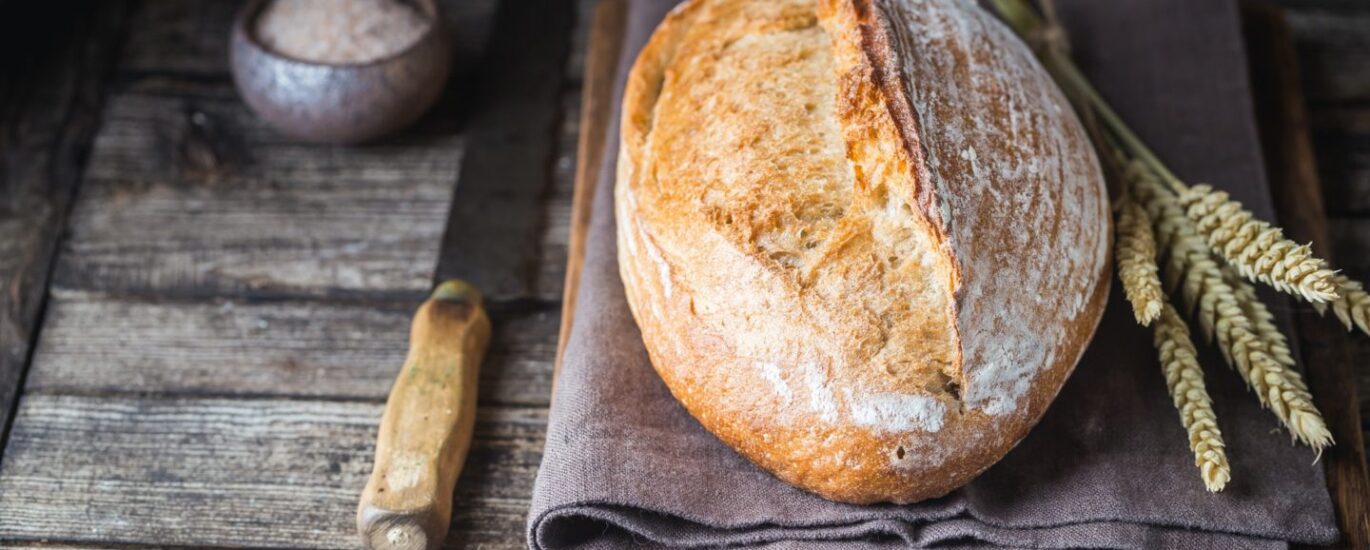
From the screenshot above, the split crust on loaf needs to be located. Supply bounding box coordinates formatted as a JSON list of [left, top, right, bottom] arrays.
[[616, 0, 1110, 503]]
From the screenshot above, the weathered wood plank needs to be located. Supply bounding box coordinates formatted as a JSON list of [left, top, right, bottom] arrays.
[[80, 89, 473, 180], [0, 395, 543, 549], [1280, 4, 1370, 223], [118, 0, 236, 77], [52, 89, 460, 298], [56, 176, 451, 299], [63, 19, 578, 303], [444, 498, 533, 550], [3, 546, 184, 550], [1309, 131, 1370, 216], [3, 546, 168, 550], [1283, 9, 1370, 107], [119, 0, 501, 77], [1278, 3, 1370, 470], [1247, 3, 1370, 545], [0, 1, 129, 445], [24, 291, 556, 406], [557, 0, 627, 374], [1328, 218, 1370, 280]]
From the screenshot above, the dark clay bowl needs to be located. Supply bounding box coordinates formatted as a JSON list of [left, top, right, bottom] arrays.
[[230, 0, 451, 144]]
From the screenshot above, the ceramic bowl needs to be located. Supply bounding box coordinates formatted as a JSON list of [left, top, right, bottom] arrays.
[[229, 0, 451, 144]]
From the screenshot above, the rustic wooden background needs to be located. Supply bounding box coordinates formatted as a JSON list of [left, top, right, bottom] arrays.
[[0, 0, 1363, 548]]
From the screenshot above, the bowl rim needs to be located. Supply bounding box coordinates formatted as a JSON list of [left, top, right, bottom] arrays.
[[233, 0, 444, 69]]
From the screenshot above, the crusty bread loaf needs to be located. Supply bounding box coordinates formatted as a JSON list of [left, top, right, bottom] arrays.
[[615, 0, 1110, 504]]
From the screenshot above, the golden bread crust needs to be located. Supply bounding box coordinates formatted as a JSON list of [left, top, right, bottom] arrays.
[[616, 0, 1110, 504]]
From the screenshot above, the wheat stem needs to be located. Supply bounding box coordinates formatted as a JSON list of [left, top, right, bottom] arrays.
[[992, 0, 1341, 307], [1116, 199, 1164, 325], [1153, 303, 1230, 492]]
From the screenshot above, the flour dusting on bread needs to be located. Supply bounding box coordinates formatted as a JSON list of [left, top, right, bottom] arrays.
[[846, 390, 948, 432], [873, 0, 1108, 416], [615, 0, 1109, 504]]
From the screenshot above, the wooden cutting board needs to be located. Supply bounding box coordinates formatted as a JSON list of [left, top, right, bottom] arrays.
[[555, 0, 1370, 545]]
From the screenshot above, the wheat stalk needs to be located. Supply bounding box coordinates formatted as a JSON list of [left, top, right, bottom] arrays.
[[1313, 273, 1370, 335], [1153, 302, 1230, 492], [1116, 198, 1164, 325], [1225, 268, 1299, 370], [1179, 185, 1339, 304], [992, 0, 1341, 471], [1137, 177, 1333, 451], [1124, 161, 1194, 295]]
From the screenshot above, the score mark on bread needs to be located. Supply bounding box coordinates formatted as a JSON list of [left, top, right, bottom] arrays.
[[616, 0, 1110, 504]]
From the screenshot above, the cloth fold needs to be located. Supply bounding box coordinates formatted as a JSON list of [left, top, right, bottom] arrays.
[[528, 0, 1340, 547]]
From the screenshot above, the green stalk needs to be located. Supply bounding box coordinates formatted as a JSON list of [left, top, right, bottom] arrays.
[[988, 0, 1041, 37]]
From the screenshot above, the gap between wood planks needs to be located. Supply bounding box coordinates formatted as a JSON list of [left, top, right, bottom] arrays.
[[0, 0, 579, 548], [0, 1, 132, 458]]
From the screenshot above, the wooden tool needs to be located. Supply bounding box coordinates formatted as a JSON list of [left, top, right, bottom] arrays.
[[354, 1, 572, 546], [357, 280, 490, 550]]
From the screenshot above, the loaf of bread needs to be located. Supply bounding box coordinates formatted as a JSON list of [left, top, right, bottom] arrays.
[[616, 0, 1110, 504]]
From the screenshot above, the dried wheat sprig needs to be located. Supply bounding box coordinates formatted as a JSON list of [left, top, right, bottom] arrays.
[[1119, 158, 1188, 294], [1137, 173, 1333, 451], [992, 0, 1335, 459], [1178, 185, 1339, 304], [995, 0, 1342, 307], [1224, 268, 1298, 369], [1313, 273, 1370, 335], [1153, 302, 1230, 492], [1188, 253, 1331, 450], [1116, 199, 1164, 325]]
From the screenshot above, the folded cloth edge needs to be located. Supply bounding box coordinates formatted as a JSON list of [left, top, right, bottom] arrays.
[[526, 0, 1340, 548]]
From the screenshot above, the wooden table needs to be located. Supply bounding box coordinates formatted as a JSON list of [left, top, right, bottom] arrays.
[[0, 1, 1364, 548]]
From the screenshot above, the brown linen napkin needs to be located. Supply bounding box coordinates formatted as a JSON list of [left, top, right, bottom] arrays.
[[528, 0, 1341, 548]]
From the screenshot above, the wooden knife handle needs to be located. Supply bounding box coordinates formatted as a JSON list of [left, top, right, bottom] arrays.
[[357, 280, 491, 550]]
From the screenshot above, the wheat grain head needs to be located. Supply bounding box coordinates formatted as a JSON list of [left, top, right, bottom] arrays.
[[1222, 268, 1299, 372], [1138, 176, 1333, 451], [1179, 184, 1338, 303], [1313, 273, 1370, 335], [1153, 303, 1230, 492], [1116, 199, 1164, 325], [1193, 254, 1330, 450]]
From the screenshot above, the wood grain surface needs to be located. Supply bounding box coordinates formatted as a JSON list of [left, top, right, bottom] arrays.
[[23, 290, 556, 405], [1244, 3, 1370, 546], [0, 0, 587, 547], [1283, 1, 1370, 463], [0, 0, 1365, 547], [0, 395, 544, 548], [0, 0, 129, 453], [556, 0, 626, 374]]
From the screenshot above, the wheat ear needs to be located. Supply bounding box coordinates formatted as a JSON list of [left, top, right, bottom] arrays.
[[1119, 159, 1189, 292], [1153, 302, 1230, 492], [1224, 268, 1299, 370], [1138, 177, 1333, 451], [1116, 199, 1164, 325], [1313, 273, 1370, 335], [1178, 185, 1338, 304]]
